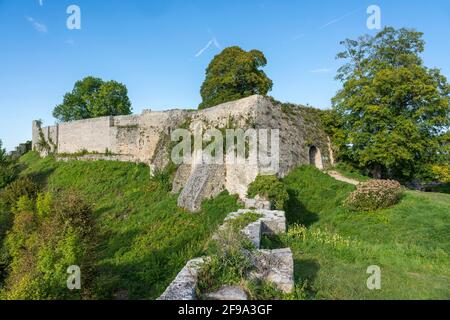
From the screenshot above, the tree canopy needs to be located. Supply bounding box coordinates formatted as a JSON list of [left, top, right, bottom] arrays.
[[53, 77, 132, 122], [0, 140, 7, 165], [199, 46, 273, 109], [330, 27, 450, 181]]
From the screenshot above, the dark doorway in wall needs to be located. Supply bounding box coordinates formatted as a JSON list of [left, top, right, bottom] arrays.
[[309, 146, 323, 170]]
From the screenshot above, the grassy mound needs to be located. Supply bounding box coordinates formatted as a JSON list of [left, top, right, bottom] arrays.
[[263, 166, 450, 300], [17, 152, 240, 299]]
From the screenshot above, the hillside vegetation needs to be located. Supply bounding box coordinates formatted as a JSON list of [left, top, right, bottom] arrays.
[[1, 153, 448, 300], [262, 166, 450, 299], [0, 152, 239, 299]]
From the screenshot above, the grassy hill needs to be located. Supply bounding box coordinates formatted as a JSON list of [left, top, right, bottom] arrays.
[[263, 166, 450, 299], [3, 153, 449, 300], [15, 152, 240, 299]]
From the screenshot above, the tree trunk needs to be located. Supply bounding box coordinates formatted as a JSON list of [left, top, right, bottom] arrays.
[[371, 164, 382, 179]]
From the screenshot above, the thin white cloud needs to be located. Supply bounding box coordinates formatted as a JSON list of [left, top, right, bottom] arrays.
[[195, 37, 220, 57], [38, 0, 44, 6], [309, 68, 333, 74], [26, 16, 47, 33], [292, 33, 305, 40], [318, 8, 362, 30]]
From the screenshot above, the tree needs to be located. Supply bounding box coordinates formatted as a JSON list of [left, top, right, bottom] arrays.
[[0, 139, 18, 190], [53, 77, 132, 122], [331, 27, 450, 181], [199, 46, 273, 109], [0, 140, 6, 165]]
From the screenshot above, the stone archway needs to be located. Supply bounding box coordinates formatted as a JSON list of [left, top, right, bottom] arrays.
[[309, 146, 323, 170]]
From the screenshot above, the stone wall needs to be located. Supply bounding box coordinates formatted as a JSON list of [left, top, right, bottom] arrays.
[[58, 116, 113, 154], [32, 110, 189, 165], [33, 95, 333, 211], [170, 95, 334, 205]]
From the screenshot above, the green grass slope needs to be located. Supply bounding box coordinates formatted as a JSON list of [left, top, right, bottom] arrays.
[[264, 166, 450, 300], [16, 153, 450, 300], [18, 152, 240, 299]]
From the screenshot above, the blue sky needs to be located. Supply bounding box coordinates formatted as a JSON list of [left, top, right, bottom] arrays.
[[1, 0, 450, 151]]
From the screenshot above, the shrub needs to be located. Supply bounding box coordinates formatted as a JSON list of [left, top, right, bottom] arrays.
[[1, 190, 96, 300], [247, 175, 289, 210], [0, 164, 19, 190], [52, 190, 95, 236], [345, 180, 403, 211], [36, 193, 52, 219], [197, 225, 254, 296], [196, 212, 260, 297], [431, 164, 450, 183], [0, 176, 39, 208]]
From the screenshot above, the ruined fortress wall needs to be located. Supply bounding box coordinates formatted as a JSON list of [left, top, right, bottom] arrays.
[[32, 95, 334, 207], [55, 113, 167, 158], [189, 95, 260, 128], [110, 115, 141, 158], [57, 116, 114, 154], [32, 94, 333, 173], [32, 109, 192, 164]]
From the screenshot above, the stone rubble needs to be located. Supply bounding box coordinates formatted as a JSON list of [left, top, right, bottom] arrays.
[[158, 205, 294, 300], [157, 258, 205, 300], [250, 248, 295, 293], [204, 286, 248, 300]]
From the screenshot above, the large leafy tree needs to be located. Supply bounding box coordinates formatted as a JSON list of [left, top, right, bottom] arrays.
[[331, 27, 450, 181], [199, 46, 273, 109], [53, 77, 132, 122]]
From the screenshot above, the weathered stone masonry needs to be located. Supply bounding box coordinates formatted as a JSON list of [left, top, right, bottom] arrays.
[[33, 95, 334, 211]]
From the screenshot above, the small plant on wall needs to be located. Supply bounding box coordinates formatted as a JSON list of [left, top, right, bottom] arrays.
[[35, 121, 57, 155]]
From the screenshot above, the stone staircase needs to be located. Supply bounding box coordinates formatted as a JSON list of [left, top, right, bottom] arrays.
[[158, 205, 294, 300]]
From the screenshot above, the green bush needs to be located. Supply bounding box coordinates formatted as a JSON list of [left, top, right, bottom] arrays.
[[0, 164, 19, 190], [1, 190, 97, 300], [345, 180, 403, 211], [196, 213, 257, 296], [0, 176, 39, 207], [247, 175, 289, 210]]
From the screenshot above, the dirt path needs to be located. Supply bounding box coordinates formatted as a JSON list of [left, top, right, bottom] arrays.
[[326, 171, 360, 186]]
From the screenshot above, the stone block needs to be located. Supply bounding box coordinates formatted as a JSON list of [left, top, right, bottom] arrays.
[[157, 258, 205, 300], [244, 197, 271, 210], [250, 248, 294, 294], [235, 209, 286, 236], [241, 221, 262, 249], [178, 164, 226, 212], [205, 286, 248, 301]]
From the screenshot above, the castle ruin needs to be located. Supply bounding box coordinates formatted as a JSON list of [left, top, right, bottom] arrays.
[[32, 95, 333, 212]]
